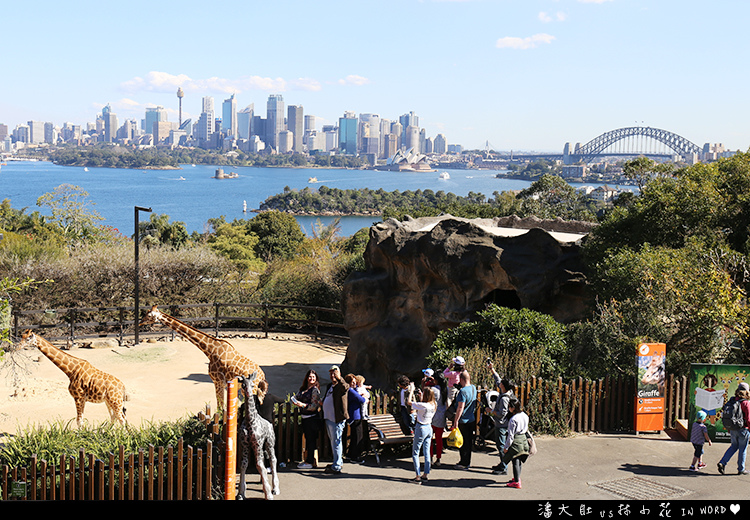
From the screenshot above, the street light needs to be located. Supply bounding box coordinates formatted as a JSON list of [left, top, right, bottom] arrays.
[[134, 206, 152, 344]]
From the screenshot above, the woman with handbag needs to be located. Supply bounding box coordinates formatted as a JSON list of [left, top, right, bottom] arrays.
[[292, 369, 322, 469], [502, 397, 530, 488]]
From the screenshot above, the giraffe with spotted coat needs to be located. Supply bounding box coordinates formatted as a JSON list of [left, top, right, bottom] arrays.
[[236, 372, 279, 500]]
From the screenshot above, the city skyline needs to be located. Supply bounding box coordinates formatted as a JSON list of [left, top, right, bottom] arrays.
[[2, 0, 749, 153]]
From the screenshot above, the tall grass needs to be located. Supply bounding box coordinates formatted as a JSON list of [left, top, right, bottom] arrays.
[[0, 415, 209, 468]]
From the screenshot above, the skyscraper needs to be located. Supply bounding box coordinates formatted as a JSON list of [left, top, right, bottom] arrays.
[[196, 96, 215, 148], [101, 105, 117, 143], [144, 106, 168, 135], [287, 105, 303, 153], [399, 111, 418, 149], [237, 105, 254, 140], [338, 111, 357, 155], [358, 113, 380, 155], [222, 94, 237, 138], [266, 94, 284, 150]]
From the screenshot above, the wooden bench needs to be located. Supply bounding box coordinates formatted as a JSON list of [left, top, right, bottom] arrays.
[[365, 413, 453, 465]]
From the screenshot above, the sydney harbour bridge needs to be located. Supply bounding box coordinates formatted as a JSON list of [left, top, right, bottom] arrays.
[[488, 126, 708, 164]]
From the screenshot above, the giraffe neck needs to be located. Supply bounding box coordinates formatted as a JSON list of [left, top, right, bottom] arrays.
[[156, 312, 221, 357], [34, 336, 85, 379]]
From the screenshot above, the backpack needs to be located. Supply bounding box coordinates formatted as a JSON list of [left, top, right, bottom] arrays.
[[721, 396, 745, 431]]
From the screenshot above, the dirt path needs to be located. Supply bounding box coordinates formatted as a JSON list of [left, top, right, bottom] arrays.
[[0, 333, 347, 437]]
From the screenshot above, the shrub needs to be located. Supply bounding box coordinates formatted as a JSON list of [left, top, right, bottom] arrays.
[[427, 304, 568, 387]]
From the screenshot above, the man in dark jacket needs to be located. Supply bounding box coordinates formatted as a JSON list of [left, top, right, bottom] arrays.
[[322, 365, 349, 474]]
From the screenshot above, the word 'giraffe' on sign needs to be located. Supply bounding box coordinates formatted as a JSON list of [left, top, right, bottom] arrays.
[[237, 372, 279, 500], [18, 330, 129, 427], [138, 305, 268, 411]]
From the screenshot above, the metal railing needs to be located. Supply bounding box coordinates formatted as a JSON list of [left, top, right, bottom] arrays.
[[11, 302, 348, 345]]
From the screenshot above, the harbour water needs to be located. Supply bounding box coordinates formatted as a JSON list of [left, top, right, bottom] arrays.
[[0, 161, 622, 237]]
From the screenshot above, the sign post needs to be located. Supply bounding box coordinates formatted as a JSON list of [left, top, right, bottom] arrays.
[[635, 342, 666, 433], [224, 378, 239, 500]]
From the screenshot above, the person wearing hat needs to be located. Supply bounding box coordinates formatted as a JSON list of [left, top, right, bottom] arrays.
[[690, 409, 712, 471], [443, 357, 468, 407], [322, 365, 349, 474], [717, 381, 750, 475]]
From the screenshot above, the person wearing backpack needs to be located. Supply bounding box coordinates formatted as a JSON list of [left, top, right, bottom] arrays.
[[717, 382, 750, 475]]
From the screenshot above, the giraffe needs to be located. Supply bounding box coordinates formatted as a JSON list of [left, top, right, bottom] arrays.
[[236, 372, 279, 500], [17, 330, 129, 427], [138, 305, 268, 412]]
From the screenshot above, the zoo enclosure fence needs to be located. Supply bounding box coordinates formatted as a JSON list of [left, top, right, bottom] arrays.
[[1, 374, 690, 500], [10, 302, 348, 345]]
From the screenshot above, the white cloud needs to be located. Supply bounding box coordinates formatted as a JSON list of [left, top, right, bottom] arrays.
[[539, 11, 567, 23], [120, 71, 290, 95], [289, 77, 322, 91], [496, 33, 556, 50], [337, 75, 371, 86]]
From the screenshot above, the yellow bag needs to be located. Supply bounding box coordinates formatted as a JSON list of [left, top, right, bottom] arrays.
[[447, 427, 463, 449]]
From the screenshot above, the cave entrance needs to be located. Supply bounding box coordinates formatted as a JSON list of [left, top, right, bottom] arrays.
[[483, 288, 522, 310]]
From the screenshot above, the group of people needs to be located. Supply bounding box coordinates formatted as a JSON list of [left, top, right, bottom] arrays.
[[290, 365, 371, 474], [691, 381, 750, 475], [290, 356, 533, 488]]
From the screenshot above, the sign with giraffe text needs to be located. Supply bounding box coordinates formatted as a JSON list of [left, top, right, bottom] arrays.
[[635, 343, 666, 432], [688, 363, 750, 443]]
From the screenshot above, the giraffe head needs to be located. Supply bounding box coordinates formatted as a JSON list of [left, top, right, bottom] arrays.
[[17, 329, 38, 349], [139, 305, 163, 327], [239, 371, 259, 398]]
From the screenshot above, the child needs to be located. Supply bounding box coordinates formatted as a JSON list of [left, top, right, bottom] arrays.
[[398, 375, 416, 435], [690, 410, 712, 471]]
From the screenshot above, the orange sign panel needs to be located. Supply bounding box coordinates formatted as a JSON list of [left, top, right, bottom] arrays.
[[635, 343, 666, 432]]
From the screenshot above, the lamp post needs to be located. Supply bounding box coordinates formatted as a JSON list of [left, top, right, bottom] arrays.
[[134, 206, 152, 344]]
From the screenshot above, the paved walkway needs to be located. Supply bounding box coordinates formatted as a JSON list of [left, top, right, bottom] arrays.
[[239, 430, 749, 503]]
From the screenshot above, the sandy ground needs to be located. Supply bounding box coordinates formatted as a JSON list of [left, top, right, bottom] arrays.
[[0, 333, 347, 438]]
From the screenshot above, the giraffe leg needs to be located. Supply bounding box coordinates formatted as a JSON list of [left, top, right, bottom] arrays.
[[253, 444, 273, 500], [236, 448, 248, 500], [75, 399, 85, 428], [214, 381, 225, 415], [266, 441, 280, 496]]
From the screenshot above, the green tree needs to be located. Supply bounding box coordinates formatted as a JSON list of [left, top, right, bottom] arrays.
[[36, 184, 104, 245], [245, 211, 305, 261], [138, 213, 189, 249]]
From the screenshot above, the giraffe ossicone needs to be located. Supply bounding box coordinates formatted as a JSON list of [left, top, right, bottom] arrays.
[[139, 305, 269, 412], [18, 330, 129, 427]]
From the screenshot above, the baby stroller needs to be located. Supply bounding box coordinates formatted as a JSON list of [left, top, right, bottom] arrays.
[[475, 388, 499, 449]]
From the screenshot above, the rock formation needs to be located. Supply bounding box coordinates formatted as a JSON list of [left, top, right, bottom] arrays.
[[340, 214, 592, 390]]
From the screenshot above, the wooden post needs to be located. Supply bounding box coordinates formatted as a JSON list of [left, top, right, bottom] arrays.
[[224, 378, 239, 500]]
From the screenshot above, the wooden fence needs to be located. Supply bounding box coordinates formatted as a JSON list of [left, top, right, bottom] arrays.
[[270, 373, 690, 464], [1, 373, 690, 500], [1, 439, 215, 501], [10, 302, 348, 345]]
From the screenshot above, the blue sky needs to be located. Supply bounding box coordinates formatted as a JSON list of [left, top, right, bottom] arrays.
[[2, 0, 748, 153]]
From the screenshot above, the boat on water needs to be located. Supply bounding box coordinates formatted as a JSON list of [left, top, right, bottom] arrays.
[[84, 167, 89, 171], [243, 200, 247, 213], [308, 177, 318, 183], [438, 171, 450, 180]]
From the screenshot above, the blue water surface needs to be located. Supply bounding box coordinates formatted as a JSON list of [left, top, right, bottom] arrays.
[[1, 161, 539, 237]]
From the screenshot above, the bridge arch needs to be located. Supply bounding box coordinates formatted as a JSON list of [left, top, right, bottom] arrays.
[[570, 126, 702, 164]]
